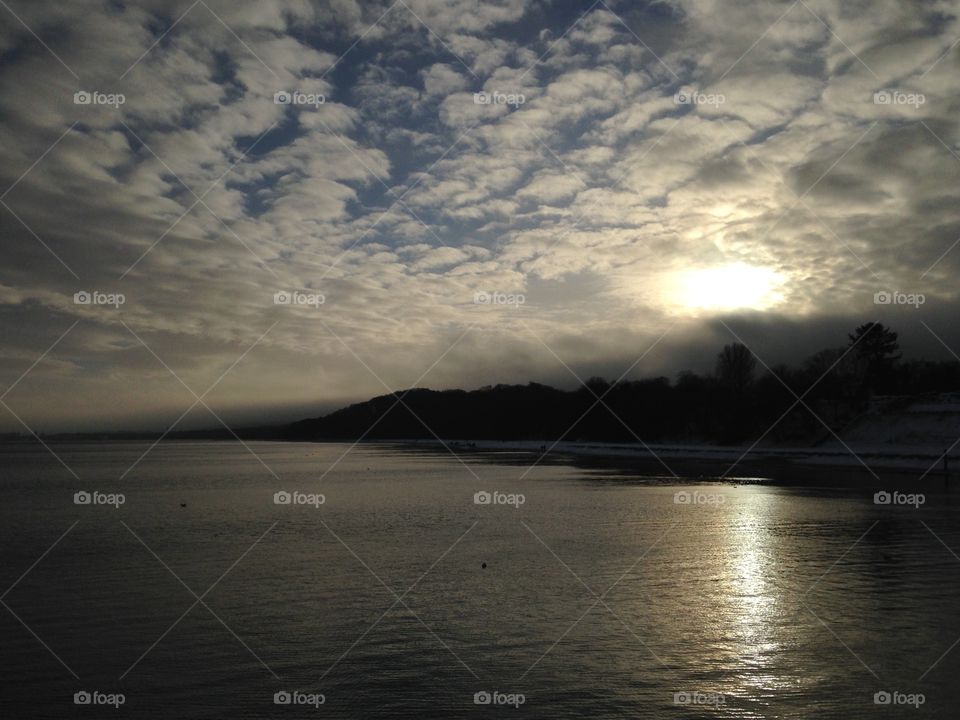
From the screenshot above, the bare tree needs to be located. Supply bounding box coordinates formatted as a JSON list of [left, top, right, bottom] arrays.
[[716, 342, 756, 395]]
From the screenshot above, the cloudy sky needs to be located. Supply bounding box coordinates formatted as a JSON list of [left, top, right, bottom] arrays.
[[1, 0, 959, 432]]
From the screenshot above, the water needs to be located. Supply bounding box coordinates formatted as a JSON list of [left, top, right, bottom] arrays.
[[1, 441, 959, 718]]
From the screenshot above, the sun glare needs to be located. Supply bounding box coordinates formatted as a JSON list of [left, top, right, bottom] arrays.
[[670, 263, 786, 313]]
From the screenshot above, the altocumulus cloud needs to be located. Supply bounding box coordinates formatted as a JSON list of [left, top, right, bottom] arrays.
[[1, 0, 959, 431]]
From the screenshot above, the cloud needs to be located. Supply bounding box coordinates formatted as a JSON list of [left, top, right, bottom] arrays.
[[1, 0, 960, 432]]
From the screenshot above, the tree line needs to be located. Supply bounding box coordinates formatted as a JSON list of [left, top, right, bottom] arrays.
[[285, 323, 960, 445]]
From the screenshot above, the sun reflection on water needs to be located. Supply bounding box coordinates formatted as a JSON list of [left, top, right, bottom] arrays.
[[722, 493, 803, 704]]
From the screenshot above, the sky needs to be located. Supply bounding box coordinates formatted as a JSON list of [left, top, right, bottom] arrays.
[[1, 0, 959, 432]]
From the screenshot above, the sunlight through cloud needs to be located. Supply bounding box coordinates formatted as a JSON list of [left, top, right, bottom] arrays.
[[669, 263, 787, 313]]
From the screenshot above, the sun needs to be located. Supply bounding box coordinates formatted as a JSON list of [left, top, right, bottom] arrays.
[[669, 263, 786, 312]]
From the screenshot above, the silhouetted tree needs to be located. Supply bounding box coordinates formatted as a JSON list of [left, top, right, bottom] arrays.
[[848, 322, 901, 394], [584, 376, 611, 396], [712, 343, 757, 442], [848, 322, 901, 364], [716, 343, 757, 395]]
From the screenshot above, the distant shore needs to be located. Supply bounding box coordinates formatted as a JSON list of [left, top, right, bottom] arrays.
[[383, 438, 957, 488], [2, 434, 954, 488]]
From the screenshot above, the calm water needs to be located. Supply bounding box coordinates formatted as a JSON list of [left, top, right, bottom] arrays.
[[1, 441, 959, 718]]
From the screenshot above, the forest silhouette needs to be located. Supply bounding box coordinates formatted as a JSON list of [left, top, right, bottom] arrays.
[[286, 323, 960, 445]]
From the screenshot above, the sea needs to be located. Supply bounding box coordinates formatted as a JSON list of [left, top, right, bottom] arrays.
[[0, 440, 957, 718]]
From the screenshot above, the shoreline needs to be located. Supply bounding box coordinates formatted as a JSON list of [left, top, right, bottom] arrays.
[[2, 435, 955, 488], [380, 438, 957, 488]]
